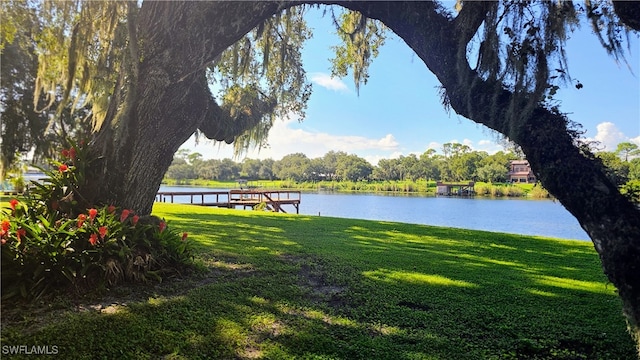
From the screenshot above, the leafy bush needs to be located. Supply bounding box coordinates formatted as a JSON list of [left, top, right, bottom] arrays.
[[475, 182, 528, 197], [505, 185, 524, 197], [490, 185, 506, 197], [621, 180, 640, 203], [474, 183, 490, 196], [529, 184, 551, 199], [1, 142, 192, 300], [9, 175, 25, 193]]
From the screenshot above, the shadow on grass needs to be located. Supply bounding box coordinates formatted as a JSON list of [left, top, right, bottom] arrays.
[[1, 206, 635, 359]]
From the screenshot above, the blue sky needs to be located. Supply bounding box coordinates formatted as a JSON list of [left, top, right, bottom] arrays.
[[182, 6, 640, 164]]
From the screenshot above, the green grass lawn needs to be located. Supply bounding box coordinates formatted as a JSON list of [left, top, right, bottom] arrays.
[[1, 203, 636, 359]]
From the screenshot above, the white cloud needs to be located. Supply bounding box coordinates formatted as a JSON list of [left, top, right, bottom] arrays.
[[475, 139, 505, 154], [426, 142, 441, 151], [377, 134, 400, 149], [364, 155, 385, 166], [587, 122, 633, 151], [180, 119, 638, 164], [180, 114, 399, 161], [309, 72, 349, 92], [364, 151, 422, 166]]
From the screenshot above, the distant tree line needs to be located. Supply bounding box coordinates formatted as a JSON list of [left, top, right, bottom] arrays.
[[595, 142, 640, 184], [595, 142, 640, 202], [166, 143, 521, 183], [166, 142, 640, 190]]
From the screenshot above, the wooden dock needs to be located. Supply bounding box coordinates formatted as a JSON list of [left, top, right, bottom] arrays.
[[155, 189, 301, 214]]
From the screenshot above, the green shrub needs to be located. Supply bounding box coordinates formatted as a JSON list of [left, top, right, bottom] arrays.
[[253, 201, 269, 211], [490, 185, 505, 197], [9, 176, 25, 193], [505, 185, 524, 197], [529, 184, 551, 199], [621, 180, 640, 203], [475, 183, 490, 196], [1, 142, 192, 301]]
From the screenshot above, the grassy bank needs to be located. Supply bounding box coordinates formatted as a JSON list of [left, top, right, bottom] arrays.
[[162, 179, 550, 198], [1, 203, 635, 359], [162, 179, 439, 194]]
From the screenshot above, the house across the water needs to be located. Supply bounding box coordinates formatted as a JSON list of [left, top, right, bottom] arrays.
[[508, 160, 536, 183]]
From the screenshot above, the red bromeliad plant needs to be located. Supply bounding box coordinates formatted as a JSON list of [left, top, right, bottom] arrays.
[[1, 141, 192, 301]]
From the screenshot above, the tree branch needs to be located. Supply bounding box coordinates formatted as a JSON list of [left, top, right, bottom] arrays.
[[613, 1, 640, 31], [452, 1, 495, 45], [198, 100, 250, 144], [138, 1, 287, 84], [195, 75, 276, 144]]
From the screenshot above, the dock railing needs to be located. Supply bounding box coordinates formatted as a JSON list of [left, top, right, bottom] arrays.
[[156, 189, 301, 213]]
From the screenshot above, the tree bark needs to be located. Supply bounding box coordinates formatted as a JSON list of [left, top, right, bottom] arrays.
[[84, 1, 285, 214], [334, 1, 640, 352], [613, 1, 640, 31]]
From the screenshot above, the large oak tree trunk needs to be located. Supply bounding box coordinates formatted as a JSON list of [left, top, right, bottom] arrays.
[[83, 1, 284, 214], [78, 0, 640, 352]]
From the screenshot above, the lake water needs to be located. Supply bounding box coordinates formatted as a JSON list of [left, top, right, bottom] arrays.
[[158, 186, 589, 241]]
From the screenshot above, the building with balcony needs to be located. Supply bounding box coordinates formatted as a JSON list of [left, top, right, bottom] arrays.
[[508, 160, 537, 183]]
